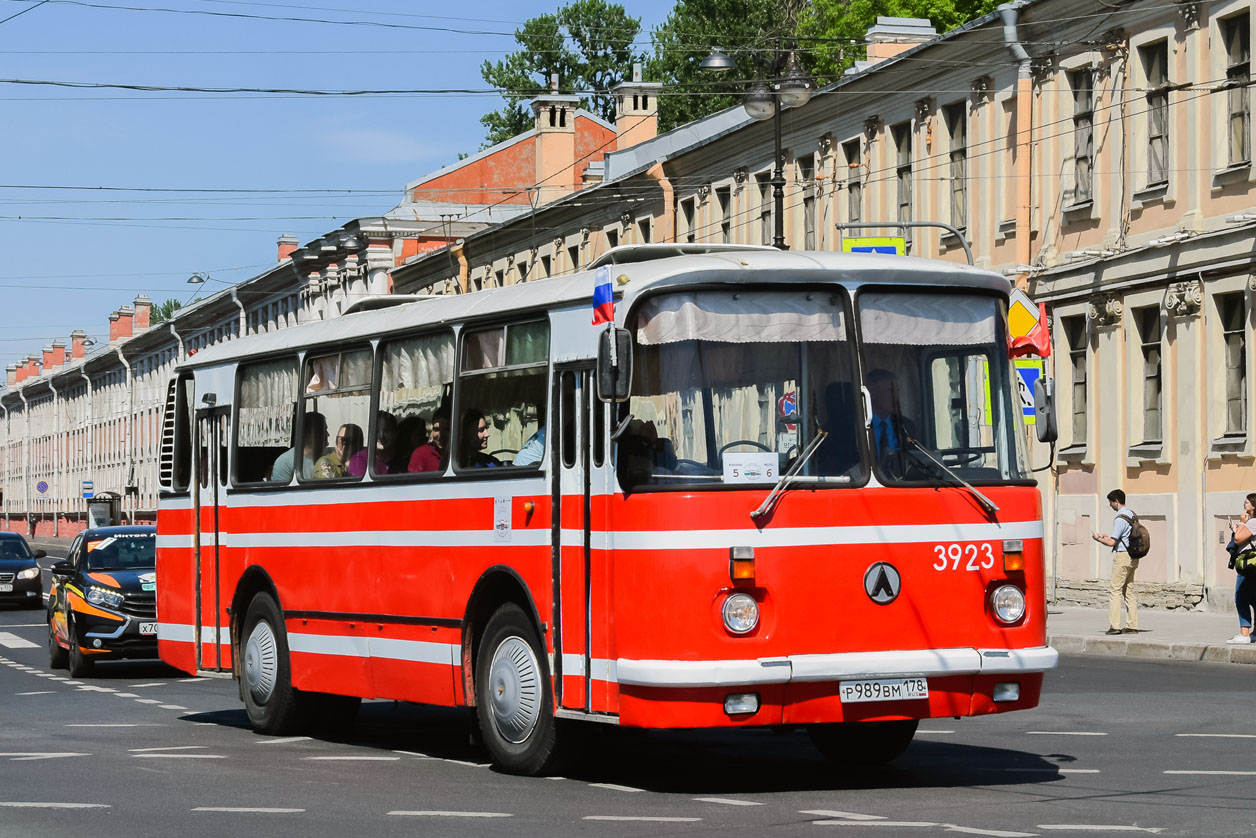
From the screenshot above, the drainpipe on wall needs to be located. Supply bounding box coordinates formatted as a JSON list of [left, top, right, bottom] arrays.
[[17, 388, 29, 537], [0, 399, 7, 531], [230, 287, 247, 339], [170, 322, 185, 361], [48, 377, 59, 537], [116, 345, 134, 525], [453, 241, 469, 294], [645, 161, 675, 243], [999, 2, 1033, 292], [79, 366, 92, 532]]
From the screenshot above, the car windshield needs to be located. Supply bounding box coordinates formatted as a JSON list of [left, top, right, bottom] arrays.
[[84, 533, 156, 571], [619, 289, 865, 489], [0, 539, 31, 560], [856, 290, 1029, 484]]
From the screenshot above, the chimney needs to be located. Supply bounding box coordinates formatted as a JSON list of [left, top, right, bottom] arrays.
[[42, 342, 64, 373], [612, 64, 662, 150], [278, 233, 300, 262], [133, 295, 152, 332], [71, 329, 88, 360], [108, 311, 123, 343], [864, 17, 937, 65], [5, 365, 14, 387], [531, 78, 580, 206]]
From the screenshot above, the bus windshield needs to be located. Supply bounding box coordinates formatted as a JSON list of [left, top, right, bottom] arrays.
[[857, 290, 1029, 485], [621, 289, 865, 489]]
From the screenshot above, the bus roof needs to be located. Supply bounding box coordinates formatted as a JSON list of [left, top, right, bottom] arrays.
[[178, 250, 1008, 372]]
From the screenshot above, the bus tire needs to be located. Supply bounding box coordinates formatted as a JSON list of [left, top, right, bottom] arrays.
[[67, 620, 93, 678], [807, 719, 918, 765], [241, 592, 309, 735], [48, 620, 67, 670], [475, 602, 558, 775]]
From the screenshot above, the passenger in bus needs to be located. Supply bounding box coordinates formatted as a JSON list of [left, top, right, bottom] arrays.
[[867, 368, 916, 476], [347, 411, 399, 476], [394, 415, 428, 472], [313, 422, 363, 479], [460, 408, 501, 468], [270, 411, 328, 483], [513, 420, 546, 467], [407, 408, 449, 473]]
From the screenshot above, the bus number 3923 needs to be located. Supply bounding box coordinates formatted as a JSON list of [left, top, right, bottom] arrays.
[[933, 543, 996, 571]]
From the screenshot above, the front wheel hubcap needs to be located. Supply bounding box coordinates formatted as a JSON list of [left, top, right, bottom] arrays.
[[244, 620, 278, 704], [487, 636, 541, 744]]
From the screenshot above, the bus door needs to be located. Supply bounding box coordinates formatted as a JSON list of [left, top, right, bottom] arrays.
[[552, 364, 607, 713], [193, 407, 230, 672]]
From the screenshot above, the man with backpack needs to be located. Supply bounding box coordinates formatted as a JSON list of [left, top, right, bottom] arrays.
[[1091, 489, 1148, 636]]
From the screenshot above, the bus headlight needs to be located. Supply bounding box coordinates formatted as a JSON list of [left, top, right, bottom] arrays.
[[722, 593, 759, 634], [990, 585, 1026, 624]]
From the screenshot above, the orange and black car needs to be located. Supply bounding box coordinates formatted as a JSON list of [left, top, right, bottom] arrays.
[[48, 525, 157, 677]]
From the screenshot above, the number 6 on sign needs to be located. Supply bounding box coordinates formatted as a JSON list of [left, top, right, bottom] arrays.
[[933, 543, 995, 571]]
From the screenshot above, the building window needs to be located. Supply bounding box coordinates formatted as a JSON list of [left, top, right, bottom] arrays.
[[516, 262, 528, 283], [1140, 41, 1170, 185], [493, 268, 504, 288], [1224, 13, 1251, 166], [1063, 315, 1088, 445], [1070, 69, 1095, 203], [755, 172, 772, 246], [540, 254, 551, 277], [842, 138, 862, 223], [1220, 292, 1248, 435], [715, 186, 731, 243], [942, 102, 967, 231], [681, 196, 696, 243], [1135, 306, 1162, 443], [606, 228, 619, 250], [892, 122, 913, 253], [798, 154, 816, 251], [567, 244, 580, 271], [636, 217, 651, 244]]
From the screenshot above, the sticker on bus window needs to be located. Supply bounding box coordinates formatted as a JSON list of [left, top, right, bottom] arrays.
[[722, 453, 779, 484]]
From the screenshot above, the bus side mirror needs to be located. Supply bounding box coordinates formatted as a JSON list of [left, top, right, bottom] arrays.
[[597, 328, 633, 404], [1033, 376, 1058, 444]]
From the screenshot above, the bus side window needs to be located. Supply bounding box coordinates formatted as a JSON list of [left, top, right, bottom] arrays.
[[378, 331, 455, 476], [234, 356, 298, 485], [167, 375, 194, 492], [456, 320, 549, 470], [301, 348, 371, 481]]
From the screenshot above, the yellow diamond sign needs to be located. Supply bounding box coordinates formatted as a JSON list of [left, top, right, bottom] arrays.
[[1008, 288, 1041, 339]]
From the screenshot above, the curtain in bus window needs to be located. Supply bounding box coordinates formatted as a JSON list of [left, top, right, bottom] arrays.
[[379, 333, 454, 417], [305, 355, 338, 392], [238, 358, 297, 447], [859, 293, 997, 346], [635, 291, 846, 346]]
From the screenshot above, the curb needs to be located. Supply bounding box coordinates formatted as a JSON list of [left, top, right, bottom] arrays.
[[1049, 633, 1256, 665]]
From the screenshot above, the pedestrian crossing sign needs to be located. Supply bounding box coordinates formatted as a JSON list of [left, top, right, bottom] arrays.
[[842, 236, 904, 255]]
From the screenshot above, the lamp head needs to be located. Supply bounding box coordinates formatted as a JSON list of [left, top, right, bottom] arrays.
[[699, 49, 736, 73], [743, 82, 776, 121]]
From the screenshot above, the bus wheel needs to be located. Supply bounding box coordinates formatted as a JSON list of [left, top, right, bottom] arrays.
[[808, 719, 918, 765], [48, 620, 67, 670], [241, 593, 309, 735], [475, 603, 557, 775], [67, 620, 93, 678]]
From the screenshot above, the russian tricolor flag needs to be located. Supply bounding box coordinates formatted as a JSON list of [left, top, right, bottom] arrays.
[[592, 265, 614, 325]]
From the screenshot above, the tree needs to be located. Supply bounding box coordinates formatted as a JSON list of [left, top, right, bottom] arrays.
[[150, 298, 182, 325], [479, 0, 644, 148]]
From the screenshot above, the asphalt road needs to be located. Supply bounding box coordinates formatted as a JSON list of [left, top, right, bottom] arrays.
[[1, 598, 1253, 837]]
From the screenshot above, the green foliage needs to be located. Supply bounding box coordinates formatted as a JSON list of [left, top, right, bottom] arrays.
[[150, 298, 182, 325], [479, 0, 643, 148]]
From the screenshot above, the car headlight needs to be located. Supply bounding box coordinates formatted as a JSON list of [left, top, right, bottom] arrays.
[[722, 592, 760, 634], [991, 584, 1026, 624], [86, 586, 124, 609], [16, 567, 39, 580]]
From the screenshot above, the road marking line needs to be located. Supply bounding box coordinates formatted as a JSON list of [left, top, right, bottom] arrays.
[[134, 699, 163, 705], [389, 811, 513, 818], [193, 807, 306, 813], [1026, 731, 1107, 736], [113, 693, 139, 698], [159, 705, 188, 710], [589, 783, 643, 793], [132, 753, 226, 759], [695, 797, 762, 806], [438, 758, 490, 767], [1175, 733, 1256, 739], [0, 632, 39, 649], [178, 677, 210, 683], [942, 826, 1035, 837], [76, 685, 117, 693], [1037, 827, 1162, 833], [129, 682, 164, 688], [1164, 770, 1256, 776], [812, 820, 936, 828], [302, 756, 400, 761], [130, 746, 205, 753], [62, 681, 84, 685], [584, 816, 702, 822], [258, 737, 312, 746], [16, 691, 56, 696], [0, 802, 109, 809], [1004, 768, 1100, 774], [917, 729, 956, 734], [0, 753, 88, 760], [66, 724, 163, 727], [801, 811, 885, 821]]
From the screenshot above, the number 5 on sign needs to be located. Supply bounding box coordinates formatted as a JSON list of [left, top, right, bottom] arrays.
[[933, 543, 995, 571]]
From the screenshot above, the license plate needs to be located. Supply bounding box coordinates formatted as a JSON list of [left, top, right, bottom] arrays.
[[0, 584, 11, 592], [839, 677, 929, 703], [139, 622, 157, 635]]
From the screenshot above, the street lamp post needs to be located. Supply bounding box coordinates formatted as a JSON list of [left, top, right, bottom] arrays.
[[701, 46, 814, 250]]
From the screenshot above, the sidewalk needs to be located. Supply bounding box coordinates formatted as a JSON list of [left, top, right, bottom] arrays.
[[1047, 605, 1256, 666]]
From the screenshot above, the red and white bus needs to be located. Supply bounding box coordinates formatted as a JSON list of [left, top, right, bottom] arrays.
[[156, 247, 1057, 774]]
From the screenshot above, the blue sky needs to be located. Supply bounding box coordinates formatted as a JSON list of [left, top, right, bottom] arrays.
[[0, 0, 676, 361]]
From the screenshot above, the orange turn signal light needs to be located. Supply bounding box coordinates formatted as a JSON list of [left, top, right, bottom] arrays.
[[730, 546, 755, 583], [1003, 539, 1025, 572]]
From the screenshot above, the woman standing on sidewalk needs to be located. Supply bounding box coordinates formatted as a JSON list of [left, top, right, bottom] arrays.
[[1225, 493, 1256, 645]]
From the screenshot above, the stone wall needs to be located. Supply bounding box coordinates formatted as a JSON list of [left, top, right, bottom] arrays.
[[1050, 578, 1207, 611]]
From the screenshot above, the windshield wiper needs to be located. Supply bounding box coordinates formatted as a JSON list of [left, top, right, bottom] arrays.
[[750, 430, 828, 523], [903, 436, 1000, 515]]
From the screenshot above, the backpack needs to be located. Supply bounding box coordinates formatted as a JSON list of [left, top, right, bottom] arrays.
[[1235, 549, 1256, 577], [1119, 509, 1151, 560]]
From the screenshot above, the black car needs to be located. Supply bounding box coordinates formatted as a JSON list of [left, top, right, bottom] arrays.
[[0, 532, 46, 609], [48, 525, 157, 676]]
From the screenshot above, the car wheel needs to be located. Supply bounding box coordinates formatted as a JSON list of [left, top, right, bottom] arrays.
[[67, 620, 93, 678], [807, 719, 918, 766], [48, 619, 67, 670], [240, 592, 311, 735], [474, 602, 558, 775]]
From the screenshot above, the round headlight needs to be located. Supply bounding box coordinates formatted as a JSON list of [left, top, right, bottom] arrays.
[[991, 584, 1026, 624], [722, 593, 760, 634]]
